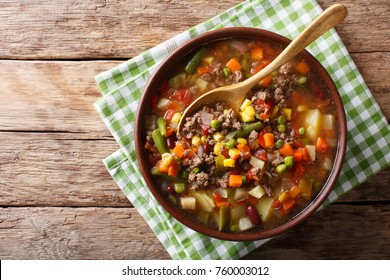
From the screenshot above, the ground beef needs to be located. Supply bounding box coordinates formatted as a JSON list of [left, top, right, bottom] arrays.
[[217, 172, 230, 188], [279, 63, 292, 75], [248, 130, 259, 150], [189, 172, 210, 189]]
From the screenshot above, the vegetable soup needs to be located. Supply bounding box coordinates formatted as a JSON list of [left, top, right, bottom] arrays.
[[144, 38, 338, 233]]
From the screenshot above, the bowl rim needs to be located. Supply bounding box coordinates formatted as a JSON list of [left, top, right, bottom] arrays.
[[135, 27, 347, 241]]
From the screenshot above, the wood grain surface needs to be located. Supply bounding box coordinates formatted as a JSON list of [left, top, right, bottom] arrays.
[[0, 0, 389, 260]]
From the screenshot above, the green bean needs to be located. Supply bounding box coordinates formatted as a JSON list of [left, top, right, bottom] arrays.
[[157, 117, 167, 136], [223, 67, 231, 77], [226, 138, 237, 149], [151, 129, 169, 154], [185, 47, 207, 74], [235, 121, 264, 138], [192, 167, 200, 174]]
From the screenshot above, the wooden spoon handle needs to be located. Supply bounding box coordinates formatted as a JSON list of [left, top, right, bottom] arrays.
[[242, 3, 348, 91]]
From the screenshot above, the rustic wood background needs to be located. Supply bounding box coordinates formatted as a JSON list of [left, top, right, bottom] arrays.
[[0, 0, 389, 259]]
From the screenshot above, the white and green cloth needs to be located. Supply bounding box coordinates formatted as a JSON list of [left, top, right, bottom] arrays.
[[94, 0, 390, 259]]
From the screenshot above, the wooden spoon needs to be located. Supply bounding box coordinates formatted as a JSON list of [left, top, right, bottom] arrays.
[[177, 3, 347, 132]]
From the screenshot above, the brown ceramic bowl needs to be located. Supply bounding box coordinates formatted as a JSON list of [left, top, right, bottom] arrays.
[[135, 27, 347, 241]]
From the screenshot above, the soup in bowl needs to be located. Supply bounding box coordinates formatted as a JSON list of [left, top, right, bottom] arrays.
[[135, 28, 346, 240]]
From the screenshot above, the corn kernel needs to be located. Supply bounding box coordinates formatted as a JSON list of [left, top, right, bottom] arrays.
[[282, 108, 292, 120], [237, 138, 247, 144], [214, 142, 224, 155], [171, 112, 182, 124], [201, 135, 207, 144], [240, 99, 252, 111], [192, 135, 201, 147], [223, 158, 235, 167], [278, 191, 290, 204], [161, 153, 173, 168], [245, 105, 256, 117], [228, 148, 240, 160], [241, 111, 254, 123], [223, 109, 230, 115], [213, 132, 225, 142]]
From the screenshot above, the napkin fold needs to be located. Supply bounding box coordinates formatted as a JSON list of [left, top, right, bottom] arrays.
[[94, 0, 390, 259]]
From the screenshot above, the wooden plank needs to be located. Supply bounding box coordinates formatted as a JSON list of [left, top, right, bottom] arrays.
[[0, 132, 389, 207], [0, 52, 388, 136], [0, 132, 128, 207], [0, 60, 120, 134], [0, 207, 170, 259], [0, 204, 388, 259], [245, 204, 390, 260], [0, 0, 388, 59]]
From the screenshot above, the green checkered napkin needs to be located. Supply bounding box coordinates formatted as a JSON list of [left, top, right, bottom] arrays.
[[94, 0, 390, 259]]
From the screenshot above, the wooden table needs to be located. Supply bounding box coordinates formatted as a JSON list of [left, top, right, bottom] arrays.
[[0, 0, 389, 260]]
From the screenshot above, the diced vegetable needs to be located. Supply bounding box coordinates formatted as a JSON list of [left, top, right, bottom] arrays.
[[305, 144, 316, 161], [156, 98, 170, 110], [275, 139, 284, 149], [315, 137, 330, 153], [298, 127, 306, 135], [279, 142, 294, 157], [219, 206, 231, 231], [173, 144, 186, 158], [185, 47, 207, 73], [228, 148, 240, 160], [233, 188, 249, 201], [226, 138, 237, 149], [322, 157, 333, 171], [282, 108, 292, 120], [248, 185, 266, 199], [278, 191, 290, 203], [322, 114, 335, 130], [229, 174, 243, 187], [226, 57, 242, 72], [216, 154, 227, 171], [263, 133, 274, 149], [168, 161, 180, 178], [282, 199, 296, 213], [230, 205, 245, 223], [299, 178, 313, 200], [181, 197, 196, 210], [249, 156, 265, 170], [255, 197, 274, 222], [211, 119, 221, 129], [223, 158, 235, 168], [296, 61, 310, 75], [251, 47, 263, 60], [195, 77, 208, 92], [238, 217, 253, 231], [192, 135, 201, 147], [289, 185, 301, 199], [305, 109, 321, 141], [190, 190, 215, 213], [277, 115, 286, 125], [171, 112, 182, 124]]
